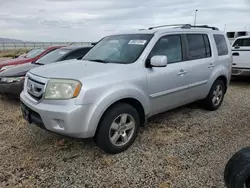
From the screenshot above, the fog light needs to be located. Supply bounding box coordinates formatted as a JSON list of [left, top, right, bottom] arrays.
[[55, 119, 64, 129]]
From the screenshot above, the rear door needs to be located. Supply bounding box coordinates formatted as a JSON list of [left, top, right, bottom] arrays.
[[232, 37, 250, 68], [184, 33, 214, 100]]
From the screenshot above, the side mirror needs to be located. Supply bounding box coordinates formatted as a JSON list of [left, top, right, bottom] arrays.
[[150, 55, 168, 67]]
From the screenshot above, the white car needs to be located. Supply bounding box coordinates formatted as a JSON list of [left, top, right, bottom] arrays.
[[231, 36, 250, 76]]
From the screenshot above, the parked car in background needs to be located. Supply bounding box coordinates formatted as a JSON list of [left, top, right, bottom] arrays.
[[0, 46, 92, 96], [17, 53, 28, 59], [20, 24, 232, 154], [17, 49, 39, 59], [0, 46, 63, 72], [231, 36, 250, 76]]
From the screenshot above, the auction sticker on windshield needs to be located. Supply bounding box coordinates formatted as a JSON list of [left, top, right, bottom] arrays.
[[128, 40, 147, 45]]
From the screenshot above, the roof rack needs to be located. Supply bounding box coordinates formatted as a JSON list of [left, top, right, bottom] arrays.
[[148, 24, 219, 30]]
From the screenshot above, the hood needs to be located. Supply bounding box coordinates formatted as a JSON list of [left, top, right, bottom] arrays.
[[0, 63, 39, 77], [30, 59, 126, 80], [0, 57, 33, 67]]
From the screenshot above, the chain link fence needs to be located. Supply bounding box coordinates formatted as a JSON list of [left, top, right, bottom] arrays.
[[0, 42, 93, 50]]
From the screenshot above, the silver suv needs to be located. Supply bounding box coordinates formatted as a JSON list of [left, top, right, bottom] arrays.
[[20, 24, 232, 154]]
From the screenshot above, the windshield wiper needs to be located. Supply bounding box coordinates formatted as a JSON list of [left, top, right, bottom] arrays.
[[87, 59, 109, 63], [31, 61, 44, 65]]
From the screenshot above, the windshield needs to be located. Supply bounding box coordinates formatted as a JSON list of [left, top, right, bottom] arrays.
[[26, 48, 45, 58], [83, 34, 153, 64], [36, 49, 71, 64]]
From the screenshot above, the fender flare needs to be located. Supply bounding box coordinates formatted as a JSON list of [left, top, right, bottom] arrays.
[[208, 66, 229, 91]]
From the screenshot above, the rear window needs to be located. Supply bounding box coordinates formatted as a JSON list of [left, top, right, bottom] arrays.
[[232, 38, 250, 47], [26, 49, 45, 58], [213, 34, 229, 56], [36, 49, 71, 64]]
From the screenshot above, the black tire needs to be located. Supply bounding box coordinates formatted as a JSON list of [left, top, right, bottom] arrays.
[[203, 79, 225, 111], [224, 147, 250, 188], [95, 103, 140, 154]]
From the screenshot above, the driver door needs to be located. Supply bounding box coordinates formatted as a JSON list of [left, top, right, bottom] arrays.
[[145, 34, 191, 115]]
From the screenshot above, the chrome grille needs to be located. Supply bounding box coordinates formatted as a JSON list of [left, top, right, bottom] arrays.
[[27, 77, 45, 101]]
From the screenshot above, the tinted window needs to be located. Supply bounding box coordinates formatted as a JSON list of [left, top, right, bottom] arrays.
[[233, 38, 250, 47], [203, 35, 212, 57], [149, 35, 182, 63], [36, 49, 71, 64], [83, 34, 153, 64], [64, 48, 91, 60], [186, 34, 207, 60], [213, 34, 229, 56]]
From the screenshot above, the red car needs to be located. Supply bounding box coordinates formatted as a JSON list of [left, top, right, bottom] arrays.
[[0, 46, 63, 72]]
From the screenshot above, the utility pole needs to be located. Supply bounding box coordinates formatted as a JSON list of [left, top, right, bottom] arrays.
[[224, 24, 226, 32], [194, 9, 198, 26]]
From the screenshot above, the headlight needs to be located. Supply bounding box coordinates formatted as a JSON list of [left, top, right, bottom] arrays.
[[1, 76, 25, 83], [1, 65, 17, 71], [44, 79, 82, 100]]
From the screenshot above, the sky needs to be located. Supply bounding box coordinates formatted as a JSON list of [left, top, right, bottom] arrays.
[[0, 0, 250, 42]]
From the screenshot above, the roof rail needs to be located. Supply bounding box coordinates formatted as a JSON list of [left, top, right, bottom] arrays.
[[182, 24, 219, 30], [148, 24, 219, 30], [148, 24, 188, 30]]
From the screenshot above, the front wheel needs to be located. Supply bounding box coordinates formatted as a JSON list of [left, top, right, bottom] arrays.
[[95, 103, 140, 154], [203, 79, 225, 111]]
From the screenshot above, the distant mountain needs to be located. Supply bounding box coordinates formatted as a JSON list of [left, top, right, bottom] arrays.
[[0, 37, 28, 43]]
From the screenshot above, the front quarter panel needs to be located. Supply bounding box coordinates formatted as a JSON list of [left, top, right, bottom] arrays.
[[75, 65, 150, 136], [82, 85, 150, 137]]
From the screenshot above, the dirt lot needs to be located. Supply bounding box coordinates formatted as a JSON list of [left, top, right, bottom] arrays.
[[0, 78, 250, 188], [0, 49, 28, 59]]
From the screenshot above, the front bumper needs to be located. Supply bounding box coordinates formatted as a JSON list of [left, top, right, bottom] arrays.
[[0, 80, 24, 96], [20, 92, 98, 138], [232, 67, 250, 76]]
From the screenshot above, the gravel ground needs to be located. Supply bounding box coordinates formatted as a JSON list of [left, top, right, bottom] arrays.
[[1, 78, 250, 188]]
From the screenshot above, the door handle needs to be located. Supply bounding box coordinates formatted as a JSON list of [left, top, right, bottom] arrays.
[[208, 63, 215, 69], [177, 69, 187, 75], [232, 52, 239, 56]]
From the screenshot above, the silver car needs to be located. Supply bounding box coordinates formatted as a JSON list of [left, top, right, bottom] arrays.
[[20, 24, 232, 154]]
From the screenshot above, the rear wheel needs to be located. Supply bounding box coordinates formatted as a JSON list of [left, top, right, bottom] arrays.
[[203, 79, 225, 111], [95, 103, 140, 154]]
